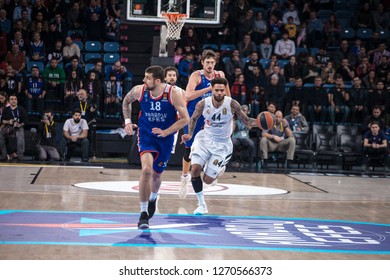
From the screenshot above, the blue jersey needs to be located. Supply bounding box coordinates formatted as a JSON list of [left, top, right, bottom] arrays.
[[184, 70, 221, 148], [26, 77, 44, 96], [137, 84, 178, 173]]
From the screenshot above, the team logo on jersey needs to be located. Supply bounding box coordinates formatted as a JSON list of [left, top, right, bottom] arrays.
[[158, 162, 164, 167], [162, 93, 168, 100], [213, 159, 219, 166], [222, 108, 227, 115]]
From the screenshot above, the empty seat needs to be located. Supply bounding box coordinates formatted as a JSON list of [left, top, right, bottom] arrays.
[[85, 41, 102, 52], [85, 52, 102, 62], [220, 44, 236, 52], [356, 28, 373, 40], [84, 63, 95, 74], [73, 40, 83, 52], [340, 28, 356, 40], [202, 44, 218, 50], [103, 41, 120, 53], [103, 53, 120, 64]]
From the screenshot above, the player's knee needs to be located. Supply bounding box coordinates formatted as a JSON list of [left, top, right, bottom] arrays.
[[141, 165, 152, 178], [183, 147, 191, 162], [203, 176, 215, 185]]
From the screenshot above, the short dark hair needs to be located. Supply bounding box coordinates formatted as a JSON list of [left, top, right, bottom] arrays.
[[370, 121, 380, 128], [72, 109, 81, 115], [211, 77, 228, 87], [164, 66, 178, 78], [145, 65, 164, 81]]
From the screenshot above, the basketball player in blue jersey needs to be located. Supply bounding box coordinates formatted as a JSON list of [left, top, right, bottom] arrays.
[[179, 49, 231, 199], [122, 65, 189, 229], [182, 77, 258, 215]]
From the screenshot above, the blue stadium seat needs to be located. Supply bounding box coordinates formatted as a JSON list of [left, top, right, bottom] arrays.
[[278, 59, 289, 68], [103, 53, 120, 64], [73, 40, 83, 52], [104, 64, 113, 80], [259, 58, 271, 69], [85, 52, 102, 62], [295, 47, 308, 56], [103, 42, 120, 53], [340, 28, 356, 40], [85, 41, 102, 52], [27, 61, 44, 73], [84, 63, 95, 74], [220, 44, 236, 52], [377, 29, 390, 40], [356, 28, 373, 40], [202, 44, 218, 50]]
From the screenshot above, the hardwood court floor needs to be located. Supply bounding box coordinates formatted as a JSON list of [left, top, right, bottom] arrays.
[[0, 163, 389, 260]]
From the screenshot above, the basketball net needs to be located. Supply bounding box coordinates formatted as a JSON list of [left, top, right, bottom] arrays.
[[161, 12, 187, 41]]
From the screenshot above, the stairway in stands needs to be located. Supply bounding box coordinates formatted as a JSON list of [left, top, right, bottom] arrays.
[[119, 24, 160, 86]]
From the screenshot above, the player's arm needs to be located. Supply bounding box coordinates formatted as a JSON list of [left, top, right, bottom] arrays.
[[152, 87, 190, 137], [231, 99, 257, 128], [184, 71, 211, 101], [122, 85, 142, 135], [181, 100, 205, 143]]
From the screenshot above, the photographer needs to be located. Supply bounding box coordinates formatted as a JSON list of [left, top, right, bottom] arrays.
[[71, 88, 96, 123], [0, 94, 27, 161], [36, 109, 60, 161]]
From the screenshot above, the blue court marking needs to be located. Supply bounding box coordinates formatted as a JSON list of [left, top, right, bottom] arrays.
[[1, 210, 390, 254]]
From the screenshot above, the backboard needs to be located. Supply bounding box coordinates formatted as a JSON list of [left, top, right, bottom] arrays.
[[126, 0, 222, 26]]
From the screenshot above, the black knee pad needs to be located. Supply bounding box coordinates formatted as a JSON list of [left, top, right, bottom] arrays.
[[183, 147, 191, 162], [191, 176, 203, 193]]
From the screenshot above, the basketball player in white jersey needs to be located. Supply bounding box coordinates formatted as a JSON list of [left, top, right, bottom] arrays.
[[181, 77, 259, 215]]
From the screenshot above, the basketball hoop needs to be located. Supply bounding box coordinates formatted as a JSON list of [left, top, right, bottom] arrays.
[[161, 12, 187, 41]]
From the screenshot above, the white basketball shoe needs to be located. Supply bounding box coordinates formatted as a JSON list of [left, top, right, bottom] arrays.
[[193, 203, 208, 215], [179, 174, 191, 198]]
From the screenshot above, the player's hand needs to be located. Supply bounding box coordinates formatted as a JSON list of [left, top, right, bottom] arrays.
[[181, 133, 192, 144], [124, 123, 138, 135], [152, 127, 167, 137]]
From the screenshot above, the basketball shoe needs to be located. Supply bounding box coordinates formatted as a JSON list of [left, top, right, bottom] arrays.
[[193, 203, 208, 215], [137, 211, 149, 229], [179, 174, 191, 198], [147, 198, 157, 219]]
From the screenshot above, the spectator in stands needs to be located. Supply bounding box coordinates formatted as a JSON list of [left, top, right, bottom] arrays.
[[243, 51, 262, 79], [0, 94, 27, 161], [376, 55, 390, 82], [356, 56, 375, 79], [180, 27, 201, 55], [285, 104, 309, 133], [285, 77, 305, 114], [85, 11, 104, 41], [335, 58, 355, 83], [328, 75, 350, 124], [19, 8, 31, 32], [265, 74, 285, 111], [47, 39, 63, 64], [106, 0, 121, 20], [306, 10, 323, 48], [4, 43, 25, 76], [72, 88, 96, 124], [259, 110, 296, 167], [237, 8, 255, 42], [352, 2, 373, 29], [213, 50, 226, 72], [274, 31, 295, 60], [284, 16, 297, 41], [267, 0, 283, 20], [65, 55, 83, 80], [362, 106, 386, 134], [50, 12, 67, 41], [31, 19, 48, 43], [350, 76, 368, 124], [372, 43, 390, 67], [104, 16, 120, 42], [296, 20, 307, 48], [62, 36, 81, 65], [231, 104, 256, 168], [284, 55, 302, 83], [238, 33, 257, 58], [266, 63, 286, 86], [363, 69, 378, 94], [83, 0, 104, 19], [302, 55, 321, 84], [87, 59, 104, 82], [230, 73, 247, 105], [225, 49, 244, 83], [36, 108, 60, 161], [174, 46, 184, 66], [232, 0, 250, 28], [25, 65, 45, 114], [334, 40, 358, 69], [65, 69, 83, 112], [29, 31, 46, 64], [0, 9, 11, 34], [66, 1, 83, 30], [178, 52, 195, 87], [308, 76, 328, 122], [59, 108, 89, 162], [323, 13, 341, 47], [103, 72, 122, 116], [0, 91, 9, 160], [372, 3, 390, 30], [48, 0, 66, 20], [83, 70, 102, 114], [217, 11, 236, 45], [12, 0, 31, 21], [249, 85, 265, 118], [42, 57, 65, 100], [45, 22, 62, 52], [31, 0, 49, 22], [282, 3, 300, 26], [246, 64, 266, 92], [259, 36, 272, 60], [268, 14, 283, 43], [368, 80, 388, 114], [321, 60, 336, 84], [9, 29, 27, 54], [362, 121, 388, 170], [3, 65, 21, 99], [252, 11, 267, 45]]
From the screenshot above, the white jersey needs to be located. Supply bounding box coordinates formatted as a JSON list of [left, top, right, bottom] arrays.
[[202, 96, 233, 142]]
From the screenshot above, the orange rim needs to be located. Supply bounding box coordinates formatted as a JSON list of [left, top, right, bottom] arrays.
[[161, 13, 187, 23]]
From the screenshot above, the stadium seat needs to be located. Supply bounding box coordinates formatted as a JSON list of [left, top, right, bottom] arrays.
[[104, 64, 113, 80], [295, 47, 308, 56], [103, 42, 120, 53], [340, 28, 356, 40], [202, 44, 218, 50], [85, 41, 102, 53], [220, 44, 236, 52], [103, 53, 120, 64], [73, 40, 83, 52], [377, 29, 390, 40], [356, 28, 373, 40], [259, 58, 271, 69], [26, 61, 44, 73], [84, 63, 95, 74], [85, 52, 102, 62]]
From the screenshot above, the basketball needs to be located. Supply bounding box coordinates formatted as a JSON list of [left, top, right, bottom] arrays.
[[257, 111, 275, 130]]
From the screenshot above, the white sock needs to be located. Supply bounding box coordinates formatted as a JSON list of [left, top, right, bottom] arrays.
[[149, 192, 158, 201], [140, 202, 148, 212], [182, 173, 189, 177], [196, 191, 206, 205]]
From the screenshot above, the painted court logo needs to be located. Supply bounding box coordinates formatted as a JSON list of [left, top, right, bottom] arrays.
[[0, 210, 389, 254]]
